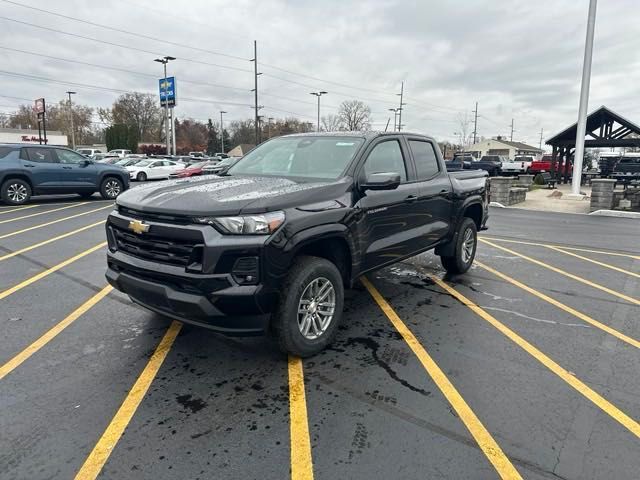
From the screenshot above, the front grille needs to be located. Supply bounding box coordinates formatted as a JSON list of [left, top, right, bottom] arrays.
[[112, 225, 202, 268], [118, 206, 191, 225]]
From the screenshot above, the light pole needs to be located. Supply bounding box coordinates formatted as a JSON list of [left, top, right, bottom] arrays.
[[66, 91, 76, 149], [570, 0, 598, 197], [310, 91, 328, 131], [388, 108, 399, 132], [154, 56, 175, 155], [219, 110, 227, 154]]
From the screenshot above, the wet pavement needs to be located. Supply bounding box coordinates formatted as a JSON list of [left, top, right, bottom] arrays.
[[0, 194, 639, 479]]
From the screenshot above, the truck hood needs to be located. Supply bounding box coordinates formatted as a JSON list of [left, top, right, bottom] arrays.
[[116, 174, 352, 216]]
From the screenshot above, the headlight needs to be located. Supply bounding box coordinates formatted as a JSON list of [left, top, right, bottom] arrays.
[[193, 211, 285, 235]]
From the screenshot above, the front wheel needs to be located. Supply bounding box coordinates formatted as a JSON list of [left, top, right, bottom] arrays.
[[136, 172, 147, 182], [100, 177, 123, 200], [272, 255, 344, 357], [1, 178, 32, 205], [440, 217, 477, 274]]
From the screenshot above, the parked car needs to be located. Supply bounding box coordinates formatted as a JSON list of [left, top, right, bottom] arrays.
[[501, 155, 533, 174], [97, 155, 122, 164], [115, 157, 145, 168], [169, 161, 214, 178], [529, 154, 573, 175], [106, 132, 489, 356], [188, 151, 206, 158], [126, 159, 185, 181], [107, 149, 132, 158], [447, 154, 501, 176], [0, 144, 129, 205], [77, 148, 103, 157], [201, 156, 239, 175], [612, 153, 640, 176]]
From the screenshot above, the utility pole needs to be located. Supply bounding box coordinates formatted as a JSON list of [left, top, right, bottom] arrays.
[[472, 101, 478, 145], [219, 111, 227, 153], [570, 0, 598, 197], [154, 56, 175, 155], [171, 108, 176, 155], [251, 40, 262, 145], [539, 128, 544, 150], [66, 91, 76, 149], [396, 81, 406, 131], [310, 91, 328, 131], [509, 118, 515, 142], [388, 108, 399, 131]]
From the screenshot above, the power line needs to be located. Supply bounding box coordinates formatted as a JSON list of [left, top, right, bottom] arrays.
[[0, 16, 253, 74], [0, 0, 249, 62]]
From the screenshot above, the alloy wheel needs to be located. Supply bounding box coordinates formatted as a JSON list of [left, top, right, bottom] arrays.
[[461, 227, 475, 264], [7, 183, 28, 203], [297, 277, 336, 340], [105, 180, 121, 198]]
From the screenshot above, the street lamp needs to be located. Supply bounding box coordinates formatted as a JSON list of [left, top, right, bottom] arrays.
[[219, 110, 227, 154], [388, 108, 399, 132], [310, 91, 328, 132], [154, 56, 176, 155], [66, 91, 76, 149]]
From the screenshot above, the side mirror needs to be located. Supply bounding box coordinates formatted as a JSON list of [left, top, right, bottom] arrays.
[[361, 172, 401, 191], [82, 159, 92, 166]]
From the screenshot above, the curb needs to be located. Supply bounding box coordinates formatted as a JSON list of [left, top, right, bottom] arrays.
[[588, 210, 640, 219]]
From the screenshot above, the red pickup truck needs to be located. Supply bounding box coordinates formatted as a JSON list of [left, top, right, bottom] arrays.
[[529, 154, 572, 175]]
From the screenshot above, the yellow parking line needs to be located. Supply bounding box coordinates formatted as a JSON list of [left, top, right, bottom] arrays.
[[0, 286, 112, 380], [476, 261, 640, 349], [74, 321, 182, 480], [546, 245, 639, 278], [0, 204, 40, 215], [429, 274, 640, 439], [0, 201, 89, 224], [481, 236, 640, 260], [362, 277, 522, 479], [0, 220, 105, 262], [288, 356, 315, 480], [0, 242, 106, 300], [0, 204, 112, 240], [480, 239, 640, 306]]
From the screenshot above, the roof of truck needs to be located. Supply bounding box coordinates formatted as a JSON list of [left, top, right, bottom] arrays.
[[285, 131, 436, 141]]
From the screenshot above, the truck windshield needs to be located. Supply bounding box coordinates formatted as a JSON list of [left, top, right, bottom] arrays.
[[227, 136, 364, 180]]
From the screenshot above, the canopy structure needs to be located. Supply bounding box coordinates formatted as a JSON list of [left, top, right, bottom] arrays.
[[546, 106, 640, 182]]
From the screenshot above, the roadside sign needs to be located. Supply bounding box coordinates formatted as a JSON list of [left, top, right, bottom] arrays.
[[34, 98, 45, 114], [159, 77, 177, 107]]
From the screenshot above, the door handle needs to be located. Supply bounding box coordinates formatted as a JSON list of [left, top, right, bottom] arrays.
[[439, 189, 449, 194], [404, 195, 418, 203], [63, 166, 72, 169], [24, 164, 35, 168]]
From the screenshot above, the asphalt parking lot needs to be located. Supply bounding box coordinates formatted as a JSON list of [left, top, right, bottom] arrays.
[[0, 195, 639, 480]]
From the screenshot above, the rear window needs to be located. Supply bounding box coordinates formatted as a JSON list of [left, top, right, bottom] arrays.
[[0, 146, 16, 159]]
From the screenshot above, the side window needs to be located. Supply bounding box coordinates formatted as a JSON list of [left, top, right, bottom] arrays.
[[55, 149, 87, 164], [25, 148, 56, 163], [363, 140, 407, 182], [409, 140, 440, 180]]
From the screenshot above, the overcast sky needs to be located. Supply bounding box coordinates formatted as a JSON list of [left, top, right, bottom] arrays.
[[1, 0, 638, 147]]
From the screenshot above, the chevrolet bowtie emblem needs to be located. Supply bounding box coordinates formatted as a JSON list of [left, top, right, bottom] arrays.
[[128, 219, 150, 234]]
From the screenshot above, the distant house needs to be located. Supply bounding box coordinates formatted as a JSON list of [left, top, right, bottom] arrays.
[[467, 136, 543, 159], [227, 143, 255, 157]]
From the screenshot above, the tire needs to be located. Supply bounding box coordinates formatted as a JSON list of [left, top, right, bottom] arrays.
[[100, 177, 123, 200], [440, 217, 477, 275], [1, 178, 32, 205], [136, 172, 147, 182], [272, 255, 344, 357], [526, 168, 532, 174]]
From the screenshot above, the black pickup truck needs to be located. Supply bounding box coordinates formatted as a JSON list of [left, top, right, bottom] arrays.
[[105, 132, 488, 356]]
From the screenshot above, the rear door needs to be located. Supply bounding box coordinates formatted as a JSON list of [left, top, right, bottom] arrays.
[[406, 137, 453, 248], [54, 148, 97, 189], [21, 147, 63, 190], [355, 137, 422, 271]]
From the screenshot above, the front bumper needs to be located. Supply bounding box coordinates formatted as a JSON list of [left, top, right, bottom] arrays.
[[105, 210, 281, 335]]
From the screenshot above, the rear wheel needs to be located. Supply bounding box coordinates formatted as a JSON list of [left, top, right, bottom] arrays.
[[136, 172, 147, 182], [272, 255, 344, 357], [100, 177, 123, 200], [440, 217, 477, 274], [1, 178, 32, 205]]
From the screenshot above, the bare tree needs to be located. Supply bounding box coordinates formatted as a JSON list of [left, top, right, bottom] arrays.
[[455, 112, 472, 151], [321, 114, 344, 132], [98, 92, 162, 142], [338, 100, 372, 131]]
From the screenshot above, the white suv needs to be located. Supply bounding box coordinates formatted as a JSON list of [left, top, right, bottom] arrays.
[[107, 149, 132, 158]]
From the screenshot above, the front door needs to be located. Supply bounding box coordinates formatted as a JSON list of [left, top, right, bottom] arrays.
[[54, 148, 97, 189], [21, 147, 64, 191], [355, 137, 421, 271]]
